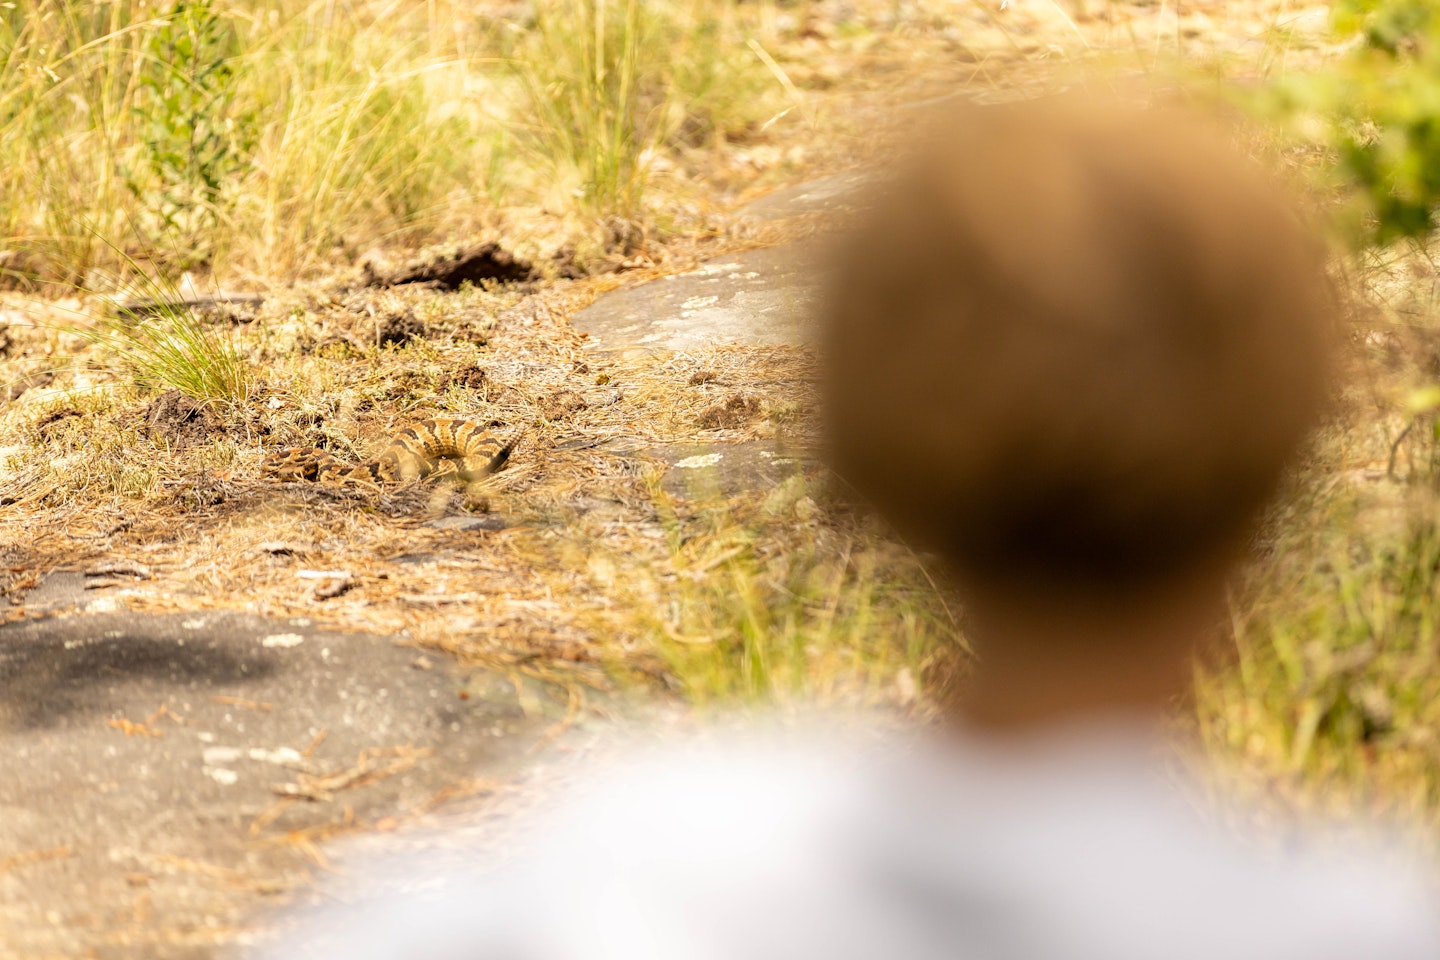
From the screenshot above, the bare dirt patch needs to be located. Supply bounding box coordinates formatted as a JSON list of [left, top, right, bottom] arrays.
[[697, 393, 762, 430], [146, 389, 226, 449], [362, 242, 537, 290]]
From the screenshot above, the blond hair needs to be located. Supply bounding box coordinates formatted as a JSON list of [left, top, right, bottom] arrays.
[[823, 97, 1337, 594]]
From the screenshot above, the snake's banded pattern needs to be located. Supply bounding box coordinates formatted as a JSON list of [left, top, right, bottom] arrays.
[[261, 418, 513, 486]]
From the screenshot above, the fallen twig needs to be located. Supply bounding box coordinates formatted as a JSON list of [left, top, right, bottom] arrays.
[[85, 561, 152, 580]]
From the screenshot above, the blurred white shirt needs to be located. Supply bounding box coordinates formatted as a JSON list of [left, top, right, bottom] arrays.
[[267, 721, 1440, 960]]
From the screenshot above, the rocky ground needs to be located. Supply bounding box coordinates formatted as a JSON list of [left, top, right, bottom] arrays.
[[0, 177, 856, 958]]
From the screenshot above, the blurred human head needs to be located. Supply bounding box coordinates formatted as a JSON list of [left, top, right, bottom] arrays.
[[823, 96, 1336, 618]]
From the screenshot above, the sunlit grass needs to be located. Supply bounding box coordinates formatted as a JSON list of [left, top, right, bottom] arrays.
[[64, 242, 253, 406], [1195, 291, 1440, 829], [77, 306, 251, 408], [1199, 495, 1440, 827], [561, 472, 965, 711], [653, 537, 959, 708], [0, 0, 776, 284], [511, 0, 771, 221]]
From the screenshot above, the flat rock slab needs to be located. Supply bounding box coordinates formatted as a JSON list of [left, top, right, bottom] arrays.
[[737, 170, 875, 221], [0, 611, 558, 958], [573, 244, 820, 355], [572, 170, 881, 355], [17, 569, 98, 612], [422, 515, 507, 533], [578, 438, 820, 503], [637, 441, 817, 501]]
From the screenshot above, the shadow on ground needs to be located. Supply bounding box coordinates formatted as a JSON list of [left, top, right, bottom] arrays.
[[0, 611, 564, 958], [1, 620, 276, 731]]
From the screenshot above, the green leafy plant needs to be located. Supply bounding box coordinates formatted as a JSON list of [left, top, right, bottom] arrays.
[[127, 0, 254, 264], [1263, 0, 1440, 245]]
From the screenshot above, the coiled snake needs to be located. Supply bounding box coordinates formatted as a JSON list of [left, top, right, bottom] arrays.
[[261, 418, 513, 486]]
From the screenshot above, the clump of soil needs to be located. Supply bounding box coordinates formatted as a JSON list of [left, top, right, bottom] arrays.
[[364, 242, 536, 290], [377, 309, 427, 347], [146, 390, 224, 449], [602, 217, 647, 255], [35, 406, 82, 435], [163, 473, 227, 509], [451, 323, 490, 347], [543, 388, 588, 422], [688, 370, 719, 386], [440, 366, 488, 391], [697, 393, 761, 429], [550, 245, 587, 280]]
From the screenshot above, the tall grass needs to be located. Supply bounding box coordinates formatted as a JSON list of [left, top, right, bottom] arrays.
[[511, 0, 768, 219], [653, 536, 959, 707], [1193, 337, 1440, 823], [0, 3, 148, 279], [1199, 502, 1440, 823], [514, 0, 652, 217], [582, 476, 965, 709], [230, 4, 491, 275], [0, 0, 773, 285]]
